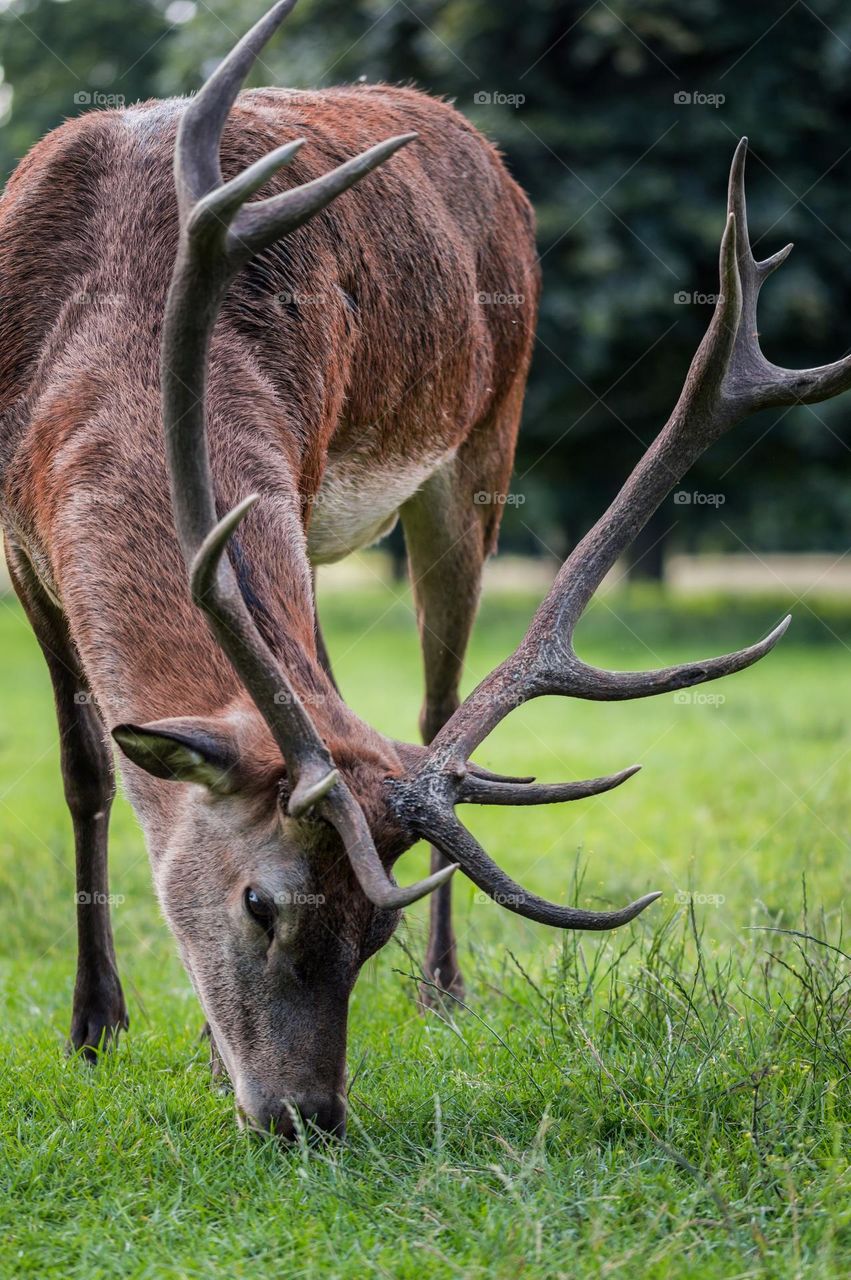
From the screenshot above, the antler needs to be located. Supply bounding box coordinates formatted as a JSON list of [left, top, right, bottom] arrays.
[[389, 138, 851, 928], [160, 0, 453, 910]]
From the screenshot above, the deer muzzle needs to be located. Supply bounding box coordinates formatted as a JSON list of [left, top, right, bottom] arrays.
[[236, 1080, 347, 1141]]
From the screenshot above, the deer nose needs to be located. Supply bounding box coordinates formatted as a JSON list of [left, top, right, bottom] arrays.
[[238, 1087, 347, 1141]]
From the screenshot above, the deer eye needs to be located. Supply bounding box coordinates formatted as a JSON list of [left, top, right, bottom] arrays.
[[243, 887, 277, 935]]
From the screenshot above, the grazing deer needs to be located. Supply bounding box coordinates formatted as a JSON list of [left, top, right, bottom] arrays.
[[2, 1, 850, 1140]]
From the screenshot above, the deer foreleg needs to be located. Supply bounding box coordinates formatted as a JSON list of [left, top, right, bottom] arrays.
[[5, 538, 127, 1059]]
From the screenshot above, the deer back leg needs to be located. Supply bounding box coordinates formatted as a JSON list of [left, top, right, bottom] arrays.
[[400, 392, 524, 1005], [311, 569, 340, 695], [5, 538, 128, 1058]]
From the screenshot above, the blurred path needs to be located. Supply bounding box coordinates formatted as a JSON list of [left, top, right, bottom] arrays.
[[2, 546, 849, 598]]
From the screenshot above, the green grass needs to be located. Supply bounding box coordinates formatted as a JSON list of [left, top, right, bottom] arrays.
[[1, 576, 851, 1278]]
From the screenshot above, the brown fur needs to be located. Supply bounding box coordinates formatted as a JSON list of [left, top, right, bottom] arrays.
[[0, 83, 538, 1135]]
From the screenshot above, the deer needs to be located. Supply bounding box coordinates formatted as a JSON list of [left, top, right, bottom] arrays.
[[2, 0, 851, 1141]]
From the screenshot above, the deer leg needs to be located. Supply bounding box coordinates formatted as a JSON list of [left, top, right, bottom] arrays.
[[401, 461, 490, 1006], [5, 539, 128, 1059], [311, 570, 340, 695]]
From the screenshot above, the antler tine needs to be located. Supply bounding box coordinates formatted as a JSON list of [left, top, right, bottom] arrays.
[[162, 2, 440, 908], [726, 138, 790, 285], [227, 134, 418, 262], [322, 787, 458, 910], [390, 137, 851, 931], [176, 0, 298, 208], [546, 613, 791, 702], [421, 136, 829, 766], [428, 815, 661, 930], [724, 139, 851, 409], [457, 764, 640, 806]]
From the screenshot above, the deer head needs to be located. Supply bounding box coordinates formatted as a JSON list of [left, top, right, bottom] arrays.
[[112, 0, 851, 1138]]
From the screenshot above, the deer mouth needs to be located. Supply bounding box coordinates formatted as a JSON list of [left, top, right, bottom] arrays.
[[235, 1090, 347, 1142]]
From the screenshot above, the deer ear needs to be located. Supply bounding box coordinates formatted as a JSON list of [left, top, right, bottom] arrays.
[[112, 718, 242, 794]]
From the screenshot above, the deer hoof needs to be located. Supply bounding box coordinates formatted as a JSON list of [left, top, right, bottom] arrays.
[[68, 983, 129, 1062]]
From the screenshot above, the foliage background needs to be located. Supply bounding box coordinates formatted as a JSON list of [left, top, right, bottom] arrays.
[[2, 0, 850, 573]]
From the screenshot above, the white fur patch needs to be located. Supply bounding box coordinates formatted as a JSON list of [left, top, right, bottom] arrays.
[[307, 452, 453, 565]]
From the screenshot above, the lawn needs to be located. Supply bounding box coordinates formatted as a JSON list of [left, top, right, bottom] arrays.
[[1, 571, 850, 1278]]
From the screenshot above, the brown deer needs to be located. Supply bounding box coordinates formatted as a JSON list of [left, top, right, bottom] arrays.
[[2, 1, 850, 1140]]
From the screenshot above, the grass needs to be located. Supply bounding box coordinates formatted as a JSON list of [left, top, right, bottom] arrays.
[[1, 572, 850, 1278]]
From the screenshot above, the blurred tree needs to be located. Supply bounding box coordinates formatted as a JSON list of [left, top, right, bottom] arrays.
[[3, 0, 851, 566], [157, 0, 851, 567], [0, 0, 180, 180]]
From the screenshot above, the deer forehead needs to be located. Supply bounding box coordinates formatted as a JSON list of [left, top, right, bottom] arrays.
[[155, 809, 309, 897]]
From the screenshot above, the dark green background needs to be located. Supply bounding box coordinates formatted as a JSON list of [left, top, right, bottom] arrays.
[[2, 0, 850, 568]]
